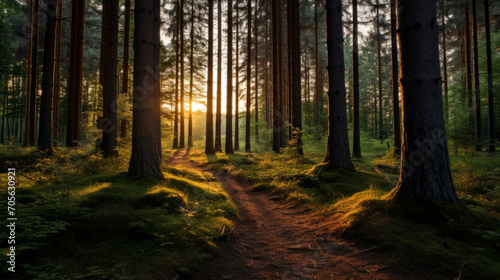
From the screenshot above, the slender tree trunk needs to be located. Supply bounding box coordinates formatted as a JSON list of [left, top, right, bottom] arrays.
[[314, 0, 320, 127], [226, 0, 234, 154], [206, 0, 215, 154], [323, 0, 354, 170], [465, 3, 473, 132], [53, 0, 63, 147], [128, 0, 163, 179], [279, 1, 286, 148], [67, 0, 85, 147], [179, 0, 185, 149], [215, 0, 222, 152], [272, 0, 280, 152], [1, 79, 7, 143], [265, 2, 270, 129], [188, 0, 194, 148], [441, 1, 448, 122], [101, 0, 119, 156], [391, 0, 400, 156], [352, 0, 361, 158], [234, 0, 240, 151], [123, 0, 131, 96], [471, 0, 481, 150], [484, 0, 495, 152], [376, 0, 383, 140], [391, 0, 458, 204], [290, 0, 302, 154], [246, 0, 251, 152], [27, 0, 40, 147], [254, 1, 259, 141], [38, 0, 59, 152], [173, 0, 180, 149], [24, 0, 33, 146]]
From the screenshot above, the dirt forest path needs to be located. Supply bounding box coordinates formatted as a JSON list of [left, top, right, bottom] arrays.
[[167, 150, 420, 280]]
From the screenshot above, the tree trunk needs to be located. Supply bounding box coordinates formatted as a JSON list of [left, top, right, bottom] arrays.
[[272, 0, 280, 153], [441, 1, 448, 122], [123, 0, 131, 96], [290, 0, 302, 154], [234, 0, 240, 152], [279, 1, 286, 148], [128, 0, 163, 179], [173, 0, 180, 149], [254, 1, 259, 141], [53, 0, 63, 147], [226, 0, 234, 154], [67, 0, 85, 147], [323, 0, 354, 170], [390, 0, 458, 204], [246, 0, 252, 153], [179, 0, 185, 149], [100, 0, 119, 156], [391, 0, 400, 156], [264, 2, 270, 129], [352, 0, 361, 158], [1, 79, 7, 143], [376, 0, 383, 141], [188, 0, 194, 148], [27, 0, 40, 147], [484, 0, 495, 152], [24, 0, 33, 146], [38, 0, 59, 152], [471, 0, 481, 150], [215, 0, 222, 152], [465, 3, 473, 131], [206, 0, 215, 154]]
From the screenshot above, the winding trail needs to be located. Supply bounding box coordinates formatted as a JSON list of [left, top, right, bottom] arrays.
[[167, 150, 422, 280]]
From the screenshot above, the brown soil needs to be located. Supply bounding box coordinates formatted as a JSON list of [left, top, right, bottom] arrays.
[[168, 150, 429, 280]]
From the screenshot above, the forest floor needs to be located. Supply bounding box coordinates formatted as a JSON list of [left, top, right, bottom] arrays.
[[169, 150, 430, 280]]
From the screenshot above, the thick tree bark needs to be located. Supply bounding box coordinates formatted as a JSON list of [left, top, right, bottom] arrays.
[[226, 0, 234, 154], [100, 0, 119, 156], [391, 0, 400, 156], [246, 0, 251, 153], [485, 0, 496, 152], [67, 0, 85, 147], [471, 0, 481, 150], [173, 0, 180, 149], [215, 0, 223, 152], [323, 0, 354, 170], [391, 0, 458, 204], [38, 0, 59, 152], [376, 0, 383, 140], [352, 0, 361, 158], [188, 0, 194, 148], [179, 0, 185, 149], [206, 0, 215, 154], [290, 0, 302, 154], [272, 0, 280, 153], [128, 0, 163, 179], [53, 0, 63, 146]]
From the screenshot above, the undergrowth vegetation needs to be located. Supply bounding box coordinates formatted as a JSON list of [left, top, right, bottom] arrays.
[[0, 144, 236, 279], [188, 141, 500, 279]]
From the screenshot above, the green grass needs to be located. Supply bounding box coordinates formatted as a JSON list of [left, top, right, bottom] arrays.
[[0, 145, 236, 279]]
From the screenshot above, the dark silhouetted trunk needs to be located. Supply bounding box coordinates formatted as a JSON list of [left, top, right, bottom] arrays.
[[352, 0, 361, 158], [272, 0, 280, 152], [206, 0, 215, 154], [376, 0, 383, 140], [290, 0, 302, 154], [26, 0, 40, 147], [391, 0, 400, 156], [123, 0, 131, 96], [254, 1, 259, 141], [314, 0, 320, 127], [465, 3, 473, 120], [215, 0, 222, 152], [246, 0, 251, 153], [67, 0, 85, 147], [173, 0, 180, 149], [391, 0, 458, 204], [323, 0, 354, 170], [53, 0, 63, 146], [441, 1, 448, 122], [471, 0, 481, 150], [38, 0, 59, 151], [234, 0, 240, 152], [188, 0, 194, 148], [179, 0, 185, 149], [100, 0, 119, 156], [226, 0, 234, 154], [128, 0, 163, 178], [485, 0, 495, 152]]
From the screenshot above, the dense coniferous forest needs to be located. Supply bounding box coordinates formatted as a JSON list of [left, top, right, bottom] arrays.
[[0, 0, 500, 279]]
